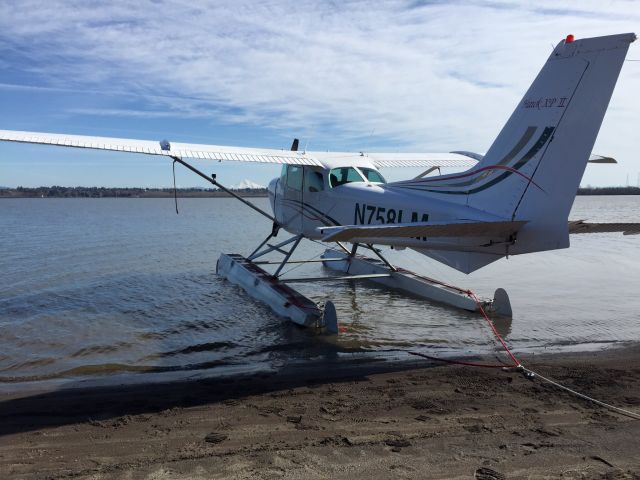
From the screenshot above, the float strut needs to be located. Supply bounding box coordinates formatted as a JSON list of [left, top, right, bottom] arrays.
[[274, 235, 303, 278], [367, 244, 398, 272], [335, 241, 351, 255], [249, 231, 276, 260], [345, 243, 359, 274], [250, 234, 302, 261]]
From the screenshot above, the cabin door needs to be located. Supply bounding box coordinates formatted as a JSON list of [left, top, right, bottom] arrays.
[[282, 164, 304, 234], [301, 167, 326, 235]]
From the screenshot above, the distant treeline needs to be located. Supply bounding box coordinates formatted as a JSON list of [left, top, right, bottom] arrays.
[[0, 186, 268, 198], [1, 185, 638, 198], [576, 186, 640, 195]]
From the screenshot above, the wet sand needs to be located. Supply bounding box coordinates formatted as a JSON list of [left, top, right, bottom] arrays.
[[1, 347, 639, 479]]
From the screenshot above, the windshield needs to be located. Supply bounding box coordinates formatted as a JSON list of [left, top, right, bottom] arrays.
[[358, 167, 386, 183], [329, 167, 365, 187]]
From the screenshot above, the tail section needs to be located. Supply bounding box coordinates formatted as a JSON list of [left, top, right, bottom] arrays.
[[506, 33, 635, 254], [408, 33, 635, 272], [471, 33, 633, 221]]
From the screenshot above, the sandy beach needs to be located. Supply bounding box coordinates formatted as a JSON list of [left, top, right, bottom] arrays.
[[1, 346, 639, 479]]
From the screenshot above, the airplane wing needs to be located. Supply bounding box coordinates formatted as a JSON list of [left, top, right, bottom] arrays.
[[0, 129, 476, 169], [319, 220, 526, 242], [0, 129, 323, 166], [0, 129, 614, 170], [569, 220, 640, 235]]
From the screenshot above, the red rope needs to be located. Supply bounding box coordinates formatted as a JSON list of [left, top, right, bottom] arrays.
[[467, 291, 521, 368], [343, 259, 523, 370], [402, 289, 521, 370]]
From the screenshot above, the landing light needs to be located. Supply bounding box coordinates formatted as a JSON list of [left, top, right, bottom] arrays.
[[566, 34, 575, 43]]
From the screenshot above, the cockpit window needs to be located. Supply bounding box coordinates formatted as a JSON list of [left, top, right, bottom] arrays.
[[329, 167, 365, 188], [358, 167, 386, 183], [286, 165, 303, 191]]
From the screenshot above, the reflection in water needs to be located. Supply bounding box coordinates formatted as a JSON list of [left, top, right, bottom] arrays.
[[490, 315, 513, 339], [0, 196, 639, 391], [344, 281, 365, 328]]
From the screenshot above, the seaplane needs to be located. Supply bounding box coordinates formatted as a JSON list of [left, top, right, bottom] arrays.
[[1, 33, 638, 333]]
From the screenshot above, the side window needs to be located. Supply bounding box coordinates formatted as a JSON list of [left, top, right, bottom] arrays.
[[280, 164, 287, 182], [286, 165, 303, 191], [329, 167, 365, 187], [304, 168, 324, 192]]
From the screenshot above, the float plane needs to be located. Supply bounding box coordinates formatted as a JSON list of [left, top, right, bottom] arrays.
[[1, 33, 638, 331]]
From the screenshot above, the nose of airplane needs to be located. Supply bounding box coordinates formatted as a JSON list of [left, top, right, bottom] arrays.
[[268, 177, 278, 213], [268, 177, 278, 196]]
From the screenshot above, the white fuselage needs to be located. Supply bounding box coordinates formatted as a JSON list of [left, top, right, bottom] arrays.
[[267, 160, 504, 253]]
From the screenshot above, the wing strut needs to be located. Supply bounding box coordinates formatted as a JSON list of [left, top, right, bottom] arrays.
[[170, 156, 275, 222], [172, 159, 179, 214]]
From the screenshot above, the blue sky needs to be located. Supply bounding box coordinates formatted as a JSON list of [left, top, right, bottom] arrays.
[[0, 0, 638, 188]]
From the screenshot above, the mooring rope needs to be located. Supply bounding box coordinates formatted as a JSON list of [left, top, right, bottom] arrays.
[[467, 291, 521, 367], [319, 248, 639, 420], [518, 367, 640, 421], [461, 289, 640, 421], [379, 281, 640, 421]]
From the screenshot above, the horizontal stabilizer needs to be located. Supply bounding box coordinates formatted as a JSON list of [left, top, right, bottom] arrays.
[[569, 220, 640, 235], [450, 150, 485, 161], [320, 220, 526, 242], [587, 155, 616, 164], [451, 151, 616, 164]]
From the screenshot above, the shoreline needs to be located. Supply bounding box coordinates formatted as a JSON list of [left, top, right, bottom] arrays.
[[2, 192, 639, 198], [0, 192, 269, 199], [2, 187, 639, 199], [0, 337, 634, 397], [1, 345, 639, 478]]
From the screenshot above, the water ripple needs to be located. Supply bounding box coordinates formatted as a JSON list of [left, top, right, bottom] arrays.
[[1, 197, 639, 391]]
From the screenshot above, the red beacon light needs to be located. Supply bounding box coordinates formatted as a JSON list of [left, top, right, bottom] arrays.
[[565, 34, 575, 43]]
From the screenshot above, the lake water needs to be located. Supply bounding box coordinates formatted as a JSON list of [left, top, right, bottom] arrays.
[[1, 196, 639, 392]]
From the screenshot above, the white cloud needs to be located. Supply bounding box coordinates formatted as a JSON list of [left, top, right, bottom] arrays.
[[0, 0, 638, 166]]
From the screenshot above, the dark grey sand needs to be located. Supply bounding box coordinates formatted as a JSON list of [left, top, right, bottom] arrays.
[[1, 347, 639, 479]]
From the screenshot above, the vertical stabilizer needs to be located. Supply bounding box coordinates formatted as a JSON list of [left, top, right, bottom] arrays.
[[411, 33, 635, 272], [507, 33, 635, 253], [471, 34, 634, 228]]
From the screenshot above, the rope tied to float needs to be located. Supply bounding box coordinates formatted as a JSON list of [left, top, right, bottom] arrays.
[[467, 290, 521, 368], [406, 289, 520, 369]]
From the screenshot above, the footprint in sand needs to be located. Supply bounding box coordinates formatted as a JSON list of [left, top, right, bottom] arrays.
[[474, 467, 506, 480]]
